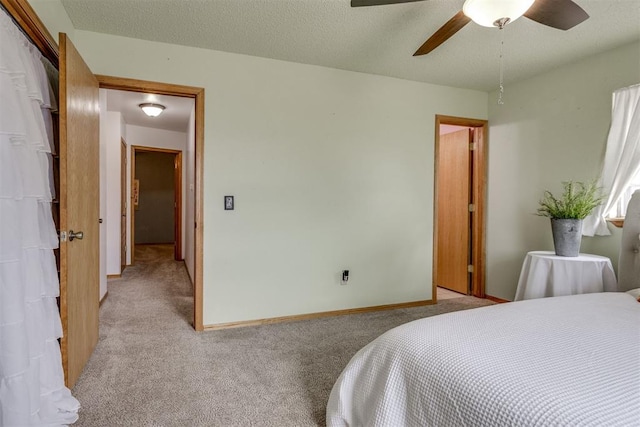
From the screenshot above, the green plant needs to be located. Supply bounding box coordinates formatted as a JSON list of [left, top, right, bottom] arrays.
[[537, 180, 605, 219]]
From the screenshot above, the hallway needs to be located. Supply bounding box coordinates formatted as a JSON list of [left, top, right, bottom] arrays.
[[109, 244, 193, 326], [72, 243, 197, 425], [71, 245, 492, 426]]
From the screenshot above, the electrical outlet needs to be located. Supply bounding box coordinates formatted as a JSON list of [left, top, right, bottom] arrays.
[[341, 270, 349, 285]]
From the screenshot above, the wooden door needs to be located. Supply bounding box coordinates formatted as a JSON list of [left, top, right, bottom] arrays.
[[130, 146, 136, 265], [436, 129, 472, 294], [174, 152, 182, 261], [59, 33, 100, 388], [121, 139, 127, 272]]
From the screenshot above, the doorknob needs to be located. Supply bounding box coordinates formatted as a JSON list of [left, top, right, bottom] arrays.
[[69, 230, 84, 241]]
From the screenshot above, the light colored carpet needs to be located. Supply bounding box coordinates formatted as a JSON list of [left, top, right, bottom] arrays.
[[72, 245, 494, 426]]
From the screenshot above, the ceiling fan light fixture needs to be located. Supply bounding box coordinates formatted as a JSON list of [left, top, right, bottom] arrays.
[[463, 0, 535, 28], [139, 103, 165, 117]]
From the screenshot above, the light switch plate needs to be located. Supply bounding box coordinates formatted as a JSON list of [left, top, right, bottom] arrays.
[[224, 195, 234, 210]]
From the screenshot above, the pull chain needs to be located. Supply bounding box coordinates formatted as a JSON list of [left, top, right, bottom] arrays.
[[498, 26, 505, 105]]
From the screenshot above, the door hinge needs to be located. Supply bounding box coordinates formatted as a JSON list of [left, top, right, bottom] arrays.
[[60, 230, 67, 242], [468, 265, 474, 273], [469, 203, 475, 212], [469, 142, 476, 151]]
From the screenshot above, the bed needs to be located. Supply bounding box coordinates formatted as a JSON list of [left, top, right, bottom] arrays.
[[327, 192, 640, 426], [326, 292, 639, 426]]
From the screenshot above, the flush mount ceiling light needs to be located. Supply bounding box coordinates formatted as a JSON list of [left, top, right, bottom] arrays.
[[139, 103, 165, 117], [462, 0, 535, 29]]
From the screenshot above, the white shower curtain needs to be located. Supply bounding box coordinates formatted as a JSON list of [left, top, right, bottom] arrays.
[[0, 9, 79, 426]]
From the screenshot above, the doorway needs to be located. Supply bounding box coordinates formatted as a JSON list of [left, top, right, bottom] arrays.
[[131, 147, 182, 263], [98, 75, 205, 331], [433, 115, 487, 299]]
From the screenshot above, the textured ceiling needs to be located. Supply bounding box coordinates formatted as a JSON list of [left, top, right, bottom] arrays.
[[62, 0, 640, 91], [105, 89, 194, 133]]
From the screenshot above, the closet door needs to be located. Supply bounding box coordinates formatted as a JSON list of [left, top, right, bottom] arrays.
[[58, 33, 100, 388]]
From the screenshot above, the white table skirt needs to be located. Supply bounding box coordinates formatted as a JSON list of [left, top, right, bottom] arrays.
[[515, 251, 617, 301]]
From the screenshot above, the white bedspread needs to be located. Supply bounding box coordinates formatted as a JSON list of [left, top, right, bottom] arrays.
[[327, 293, 640, 426]]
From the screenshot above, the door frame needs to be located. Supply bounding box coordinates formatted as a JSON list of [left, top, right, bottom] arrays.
[[120, 138, 127, 273], [97, 75, 205, 331], [130, 146, 183, 262], [433, 115, 487, 299]]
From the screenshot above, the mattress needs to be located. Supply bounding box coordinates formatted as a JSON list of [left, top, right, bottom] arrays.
[[327, 292, 640, 426]]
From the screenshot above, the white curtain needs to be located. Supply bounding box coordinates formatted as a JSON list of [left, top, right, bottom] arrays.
[[583, 84, 640, 236], [0, 9, 79, 426]]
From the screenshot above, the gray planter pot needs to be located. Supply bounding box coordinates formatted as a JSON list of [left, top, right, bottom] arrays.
[[551, 218, 583, 257]]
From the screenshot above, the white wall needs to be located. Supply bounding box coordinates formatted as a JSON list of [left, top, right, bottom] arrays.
[[30, 1, 483, 321], [28, 0, 74, 41], [30, 1, 639, 323], [125, 125, 188, 263], [29, 2, 490, 325], [104, 111, 125, 275], [185, 105, 196, 280], [486, 41, 640, 300], [98, 89, 108, 300]]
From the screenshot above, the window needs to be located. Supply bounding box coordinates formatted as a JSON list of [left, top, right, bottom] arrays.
[[583, 84, 640, 236], [609, 168, 640, 218]]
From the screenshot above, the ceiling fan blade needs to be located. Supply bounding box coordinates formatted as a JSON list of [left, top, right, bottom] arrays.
[[413, 10, 471, 56], [524, 0, 589, 30], [351, 0, 425, 7]]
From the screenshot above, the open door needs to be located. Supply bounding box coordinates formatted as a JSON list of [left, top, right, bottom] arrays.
[[436, 128, 472, 294], [59, 33, 100, 387], [434, 115, 487, 299]]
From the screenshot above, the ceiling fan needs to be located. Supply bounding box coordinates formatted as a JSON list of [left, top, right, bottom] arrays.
[[351, 0, 589, 56]]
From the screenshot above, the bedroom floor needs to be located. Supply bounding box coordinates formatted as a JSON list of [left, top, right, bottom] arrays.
[[71, 245, 493, 426]]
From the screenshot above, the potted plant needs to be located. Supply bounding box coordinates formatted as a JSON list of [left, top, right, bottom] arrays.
[[536, 180, 605, 257]]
